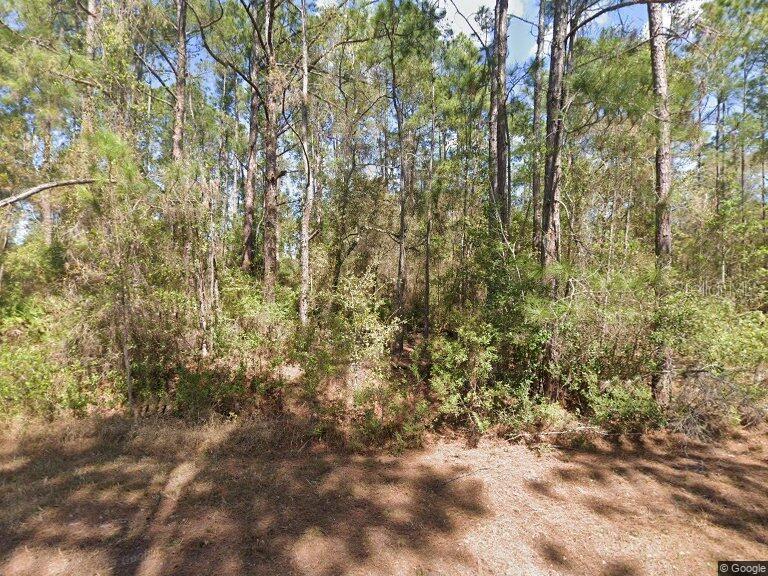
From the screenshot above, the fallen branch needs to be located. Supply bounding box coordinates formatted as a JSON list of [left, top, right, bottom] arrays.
[[0, 179, 97, 209]]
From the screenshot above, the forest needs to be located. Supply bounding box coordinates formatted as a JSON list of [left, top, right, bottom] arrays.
[[1, 0, 766, 439], [0, 0, 767, 572]]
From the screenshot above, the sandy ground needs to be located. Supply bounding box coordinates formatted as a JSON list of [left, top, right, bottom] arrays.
[[1, 416, 766, 576]]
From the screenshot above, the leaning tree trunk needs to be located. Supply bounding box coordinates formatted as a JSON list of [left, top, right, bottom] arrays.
[[648, 1, 672, 404], [0, 180, 98, 209]]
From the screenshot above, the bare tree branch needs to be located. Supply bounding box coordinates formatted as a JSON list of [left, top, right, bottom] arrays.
[[0, 180, 98, 209], [571, 0, 682, 39]]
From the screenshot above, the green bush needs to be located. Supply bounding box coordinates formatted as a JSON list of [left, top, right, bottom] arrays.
[[292, 270, 409, 446], [172, 365, 249, 416], [429, 316, 501, 431], [656, 293, 768, 373], [349, 383, 430, 450], [588, 379, 665, 433], [298, 270, 399, 393], [0, 295, 114, 415]]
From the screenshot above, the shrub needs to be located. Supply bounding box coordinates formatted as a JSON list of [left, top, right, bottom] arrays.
[[172, 365, 249, 416], [294, 270, 404, 444], [656, 294, 768, 373], [0, 295, 115, 415], [667, 370, 767, 439], [588, 379, 665, 433], [429, 317, 501, 431], [217, 269, 297, 375], [349, 383, 430, 450]]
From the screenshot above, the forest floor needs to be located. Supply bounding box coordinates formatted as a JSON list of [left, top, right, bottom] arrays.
[[1, 414, 766, 576]]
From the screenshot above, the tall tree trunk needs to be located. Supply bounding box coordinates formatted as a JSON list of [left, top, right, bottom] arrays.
[[715, 97, 727, 288], [241, 41, 259, 272], [40, 119, 53, 246], [541, 0, 567, 277], [488, 9, 498, 235], [120, 284, 133, 405], [762, 114, 766, 233], [298, 0, 314, 326], [331, 135, 355, 292], [262, 0, 279, 303], [113, 2, 133, 133], [648, 1, 672, 403], [460, 124, 471, 307], [696, 92, 704, 190], [623, 187, 632, 259], [331, 85, 357, 294], [740, 61, 748, 225], [171, 0, 187, 161], [197, 179, 217, 357], [715, 95, 723, 215], [494, 0, 509, 232], [539, 0, 568, 401], [531, 0, 545, 252], [424, 80, 435, 341], [388, 20, 408, 355], [394, 105, 408, 354], [82, 0, 99, 133], [382, 107, 389, 188], [0, 224, 8, 294], [263, 94, 278, 304]]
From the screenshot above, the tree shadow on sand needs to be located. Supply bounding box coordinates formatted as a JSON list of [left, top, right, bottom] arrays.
[[552, 434, 768, 546], [526, 432, 768, 575], [0, 416, 489, 576]]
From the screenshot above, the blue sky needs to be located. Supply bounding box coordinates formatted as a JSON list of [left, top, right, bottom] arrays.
[[442, 0, 645, 63], [442, 0, 704, 65]]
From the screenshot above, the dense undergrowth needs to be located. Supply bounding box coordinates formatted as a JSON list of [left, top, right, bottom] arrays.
[[2, 233, 765, 447], [2, 0, 767, 451]]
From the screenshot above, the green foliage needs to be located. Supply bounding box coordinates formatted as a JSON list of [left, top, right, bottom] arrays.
[[0, 0, 766, 447], [0, 234, 64, 298], [171, 366, 249, 416], [291, 271, 415, 447], [218, 269, 296, 369], [429, 316, 501, 431], [335, 272, 399, 371], [654, 293, 768, 373], [349, 383, 431, 451], [298, 271, 398, 390], [0, 295, 117, 415], [588, 380, 665, 433]]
